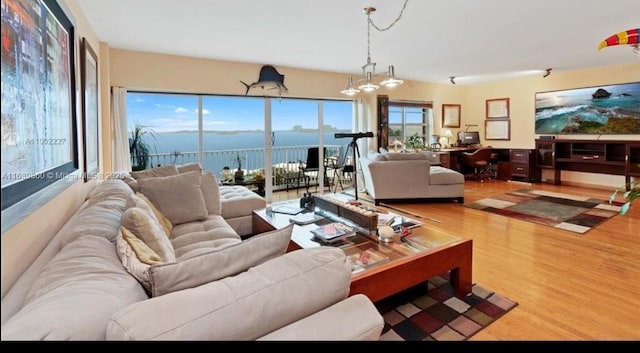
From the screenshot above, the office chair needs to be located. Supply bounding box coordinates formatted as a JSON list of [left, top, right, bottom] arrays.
[[459, 147, 494, 182]]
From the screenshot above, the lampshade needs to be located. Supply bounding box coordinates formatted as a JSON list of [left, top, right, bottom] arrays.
[[380, 66, 405, 88], [340, 77, 361, 96], [358, 72, 380, 92], [444, 129, 453, 137]]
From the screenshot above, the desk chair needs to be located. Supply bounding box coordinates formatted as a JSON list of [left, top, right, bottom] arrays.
[[459, 147, 494, 182]]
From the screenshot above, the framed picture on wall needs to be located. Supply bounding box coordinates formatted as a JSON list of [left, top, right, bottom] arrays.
[[81, 37, 99, 182], [1, 0, 79, 210], [486, 98, 510, 119], [485, 119, 510, 140], [442, 104, 461, 128]]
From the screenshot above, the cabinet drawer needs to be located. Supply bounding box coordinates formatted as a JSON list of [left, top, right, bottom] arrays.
[[511, 162, 529, 176], [510, 149, 529, 162]]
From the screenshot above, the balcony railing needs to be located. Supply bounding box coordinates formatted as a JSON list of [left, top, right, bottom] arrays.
[[142, 145, 344, 190]]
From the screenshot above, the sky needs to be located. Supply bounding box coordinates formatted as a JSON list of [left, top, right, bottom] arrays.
[[126, 92, 353, 133]]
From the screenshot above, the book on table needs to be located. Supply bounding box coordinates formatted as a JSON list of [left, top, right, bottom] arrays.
[[310, 222, 356, 243], [271, 204, 304, 215], [289, 212, 324, 226]]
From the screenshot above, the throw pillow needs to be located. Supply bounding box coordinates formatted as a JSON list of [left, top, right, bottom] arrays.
[[138, 171, 208, 225], [131, 192, 174, 235], [176, 162, 202, 174], [120, 226, 163, 265], [148, 224, 294, 297], [121, 207, 176, 263], [201, 171, 221, 215], [115, 228, 153, 292], [130, 164, 178, 180]]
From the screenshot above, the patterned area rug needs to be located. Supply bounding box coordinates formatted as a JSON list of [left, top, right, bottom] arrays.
[[376, 273, 517, 341], [464, 188, 621, 234]]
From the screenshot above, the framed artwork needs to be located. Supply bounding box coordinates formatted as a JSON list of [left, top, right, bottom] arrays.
[[485, 119, 511, 140], [486, 98, 510, 119], [81, 37, 99, 181], [442, 104, 461, 128], [1, 0, 78, 210], [535, 82, 640, 134]]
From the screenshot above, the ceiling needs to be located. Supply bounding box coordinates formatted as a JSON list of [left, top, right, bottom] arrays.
[[76, 0, 640, 85]]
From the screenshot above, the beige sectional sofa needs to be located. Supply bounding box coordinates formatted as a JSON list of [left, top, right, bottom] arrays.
[[360, 151, 465, 205], [1, 164, 384, 340]]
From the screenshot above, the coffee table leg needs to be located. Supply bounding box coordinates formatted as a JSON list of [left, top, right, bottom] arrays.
[[450, 263, 472, 297]]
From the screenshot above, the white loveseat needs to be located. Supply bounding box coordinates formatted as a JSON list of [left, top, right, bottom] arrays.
[[1, 164, 384, 340], [360, 151, 465, 205]]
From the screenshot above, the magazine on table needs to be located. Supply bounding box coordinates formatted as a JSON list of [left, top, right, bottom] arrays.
[[348, 248, 391, 274], [310, 222, 356, 243]]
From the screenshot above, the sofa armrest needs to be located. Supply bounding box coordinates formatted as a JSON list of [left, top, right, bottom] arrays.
[[106, 247, 351, 340], [365, 160, 431, 199], [257, 294, 384, 341]]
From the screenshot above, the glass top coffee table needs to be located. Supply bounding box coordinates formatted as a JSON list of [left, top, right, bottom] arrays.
[[252, 200, 473, 302]]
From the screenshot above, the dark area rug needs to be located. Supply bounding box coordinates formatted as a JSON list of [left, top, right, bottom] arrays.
[[464, 188, 621, 234], [375, 273, 517, 341]]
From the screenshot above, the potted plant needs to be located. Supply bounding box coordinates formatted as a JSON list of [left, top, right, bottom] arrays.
[[129, 123, 157, 171], [405, 133, 425, 152], [610, 180, 639, 216], [234, 153, 245, 183]]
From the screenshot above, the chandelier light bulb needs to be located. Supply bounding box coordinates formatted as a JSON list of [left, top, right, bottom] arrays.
[[358, 72, 380, 92], [380, 65, 404, 87]]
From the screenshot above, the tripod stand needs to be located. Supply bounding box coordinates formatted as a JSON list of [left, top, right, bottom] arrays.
[[341, 138, 361, 200]]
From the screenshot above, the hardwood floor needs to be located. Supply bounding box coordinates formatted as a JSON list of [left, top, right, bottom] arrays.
[[367, 179, 640, 340]]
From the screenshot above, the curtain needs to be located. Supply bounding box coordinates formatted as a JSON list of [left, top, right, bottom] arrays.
[[353, 99, 370, 192], [111, 87, 131, 171]]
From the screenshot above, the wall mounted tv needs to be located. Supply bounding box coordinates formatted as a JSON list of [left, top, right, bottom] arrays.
[[458, 131, 480, 146], [535, 82, 640, 134]]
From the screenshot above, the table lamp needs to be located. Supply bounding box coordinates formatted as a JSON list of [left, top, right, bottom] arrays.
[[444, 130, 453, 147]]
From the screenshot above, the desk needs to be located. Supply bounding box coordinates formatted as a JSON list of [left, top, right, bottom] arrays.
[[430, 147, 478, 170]]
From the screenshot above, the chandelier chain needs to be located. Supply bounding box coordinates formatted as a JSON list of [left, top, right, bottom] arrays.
[[368, 0, 409, 32]]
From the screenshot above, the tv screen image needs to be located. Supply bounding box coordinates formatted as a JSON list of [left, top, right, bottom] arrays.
[[458, 132, 480, 146]]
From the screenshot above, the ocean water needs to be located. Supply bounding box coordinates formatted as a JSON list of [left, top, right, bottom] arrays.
[[142, 130, 356, 174], [535, 83, 640, 134]]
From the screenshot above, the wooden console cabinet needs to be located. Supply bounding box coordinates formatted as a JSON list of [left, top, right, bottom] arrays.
[[535, 139, 639, 187], [509, 149, 537, 182]]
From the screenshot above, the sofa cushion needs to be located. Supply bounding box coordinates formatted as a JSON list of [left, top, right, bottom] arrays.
[[169, 214, 240, 254], [176, 162, 203, 174], [367, 151, 387, 161], [429, 166, 465, 185], [121, 207, 176, 263], [384, 152, 428, 161], [130, 164, 178, 180], [1, 235, 148, 340], [106, 246, 351, 340], [201, 171, 222, 215], [138, 171, 208, 225], [127, 192, 174, 236], [147, 224, 294, 297], [219, 185, 267, 219]]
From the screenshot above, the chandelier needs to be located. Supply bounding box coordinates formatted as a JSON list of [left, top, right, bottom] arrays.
[[341, 1, 408, 96]]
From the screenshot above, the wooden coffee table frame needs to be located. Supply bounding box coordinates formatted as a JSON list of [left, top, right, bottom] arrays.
[[252, 210, 473, 302]]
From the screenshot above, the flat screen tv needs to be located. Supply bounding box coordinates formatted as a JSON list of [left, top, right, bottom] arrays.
[[458, 131, 480, 146]]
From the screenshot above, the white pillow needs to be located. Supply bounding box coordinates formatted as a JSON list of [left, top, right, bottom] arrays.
[[121, 207, 176, 263], [138, 171, 208, 225]]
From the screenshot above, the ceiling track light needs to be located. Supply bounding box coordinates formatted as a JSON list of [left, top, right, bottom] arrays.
[[543, 68, 552, 78], [341, 1, 409, 96]]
